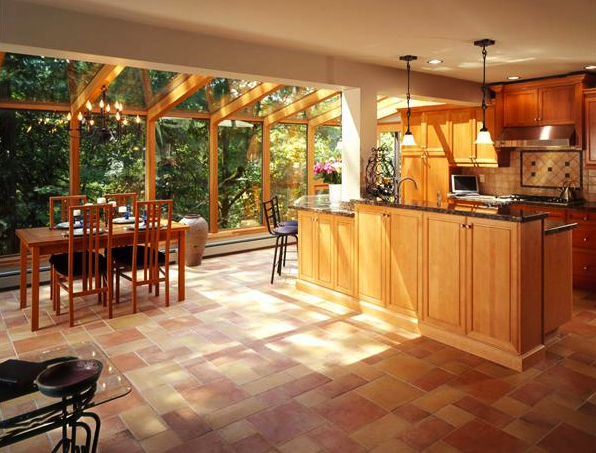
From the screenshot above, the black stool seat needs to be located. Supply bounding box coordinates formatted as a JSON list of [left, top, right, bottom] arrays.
[[263, 196, 299, 283]]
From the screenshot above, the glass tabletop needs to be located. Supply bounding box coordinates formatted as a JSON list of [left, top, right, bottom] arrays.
[[0, 342, 131, 429]]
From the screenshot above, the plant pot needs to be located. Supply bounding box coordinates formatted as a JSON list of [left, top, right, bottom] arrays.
[[328, 184, 342, 205], [180, 214, 208, 266]]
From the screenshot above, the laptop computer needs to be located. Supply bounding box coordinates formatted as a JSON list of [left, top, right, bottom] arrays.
[[451, 175, 480, 196]]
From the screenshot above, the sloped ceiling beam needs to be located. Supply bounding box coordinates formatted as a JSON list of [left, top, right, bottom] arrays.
[[70, 64, 125, 114], [0, 52, 6, 74], [211, 82, 282, 124], [309, 106, 341, 128], [147, 74, 212, 120], [263, 89, 337, 127]]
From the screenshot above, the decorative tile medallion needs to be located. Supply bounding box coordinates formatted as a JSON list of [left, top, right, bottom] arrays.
[[521, 150, 581, 188]]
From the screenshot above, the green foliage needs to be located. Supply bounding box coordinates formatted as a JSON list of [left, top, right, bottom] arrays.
[[0, 110, 69, 254], [156, 117, 210, 221], [314, 126, 342, 163]]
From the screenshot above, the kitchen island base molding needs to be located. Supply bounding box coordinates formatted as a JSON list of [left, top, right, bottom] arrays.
[[418, 323, 546, 372]]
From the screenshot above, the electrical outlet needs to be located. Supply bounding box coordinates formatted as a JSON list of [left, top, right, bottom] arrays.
[[479, 175, 485, 183]]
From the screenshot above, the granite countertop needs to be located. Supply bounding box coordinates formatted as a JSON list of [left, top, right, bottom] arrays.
[[512, 200, 596, 212], [292, 195, 355, 217], [356, 199, 548, 223]]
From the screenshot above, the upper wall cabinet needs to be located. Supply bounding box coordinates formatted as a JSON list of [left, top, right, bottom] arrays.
[[492, 74, 595, 149], [585, 88, 596, 168]]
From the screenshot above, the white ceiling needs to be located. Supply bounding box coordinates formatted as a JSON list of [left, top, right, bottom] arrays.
[[11, 0, 596, 84]]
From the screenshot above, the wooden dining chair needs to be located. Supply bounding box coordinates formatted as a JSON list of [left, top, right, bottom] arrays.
[[49, 195, 87, 228], [50, 203, 113, 327], [113, 200, 173, 313], [104, 192, 138, 216], [263, 196, 298, 284]]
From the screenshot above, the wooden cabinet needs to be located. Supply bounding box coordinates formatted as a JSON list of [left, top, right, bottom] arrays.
[[585, 89, 596, 167], [422, 212, 543, 356], [298, 210, 355, 295], [567, 209, 596, 291], [503, 84, 575, 127], [450, 106, 498, 167], [356, 204, 422, 318], [400, 154, 449, 203]]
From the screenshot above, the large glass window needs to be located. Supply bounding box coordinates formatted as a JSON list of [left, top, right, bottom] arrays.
[[79, 120, 146, 202], [217, 121, 262, 229], [314, 125, 342, 163], [270, 123, 307, 220], [156, 117, 210, 221], [0, 110, 69, 255]]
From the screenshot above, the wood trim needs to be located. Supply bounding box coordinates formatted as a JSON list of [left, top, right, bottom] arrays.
[[0, 101, 71, 111], [263, 89, 337, 126], [69, 117, 80, 194], [145, 119, 156, 200], [309, 107, 341, 128], [209, 122, 218, 233], [262, 124, 271, 204], [146, 74, 212, 121], [210, 83, 282, 124], [307, 126, 316, 194], [377, 104, 400, 120], [156, 110, 211, 120], [70, 65, 125, 114], [141, 69, 153, 107], [0, 52, 5, 73], [499, 73, 593, 92]]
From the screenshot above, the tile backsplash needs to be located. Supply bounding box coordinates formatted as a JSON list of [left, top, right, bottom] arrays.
[[460, 150, 596, 201], [520, 150, 581, 188]]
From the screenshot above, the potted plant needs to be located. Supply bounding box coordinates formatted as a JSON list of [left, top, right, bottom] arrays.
[[314, 159, 342, 204]]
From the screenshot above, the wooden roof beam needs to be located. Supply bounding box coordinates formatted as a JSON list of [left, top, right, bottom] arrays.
[[141, 69, 153, 107], [0, 52, 5, 74], [263, 89, 337, 127], [211, 82, 283, 124], [70, 64, 125, 114], [309, 106, 341, 128], [147, 74, 212, 121]]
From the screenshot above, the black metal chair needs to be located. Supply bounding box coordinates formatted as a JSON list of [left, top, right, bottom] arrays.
[[263, 196, 298, 284]]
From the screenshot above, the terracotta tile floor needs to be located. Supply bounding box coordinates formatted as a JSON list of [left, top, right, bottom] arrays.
[[1, 248, 595, 452]]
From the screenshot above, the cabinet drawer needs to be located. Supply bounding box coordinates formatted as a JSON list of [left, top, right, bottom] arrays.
[[567, 210, 596, 226], [572, 227, 596, 250], [573, 250, 596, 278]]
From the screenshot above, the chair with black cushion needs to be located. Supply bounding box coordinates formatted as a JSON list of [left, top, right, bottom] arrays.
[[272, 195, 298, 228], [113, 200, 173, 313], [263, 196, 298, 284], [51, 203, 113, 327]]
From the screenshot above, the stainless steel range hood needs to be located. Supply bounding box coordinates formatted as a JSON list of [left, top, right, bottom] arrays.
[[494, 125, 576, 149]]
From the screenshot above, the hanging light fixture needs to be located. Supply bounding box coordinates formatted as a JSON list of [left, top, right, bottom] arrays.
[[474, 39, 495, 145], [67, 85, 141, 144], [399, 55, 418, 147]]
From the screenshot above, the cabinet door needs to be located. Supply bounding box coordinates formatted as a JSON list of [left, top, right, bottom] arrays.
[[401, 111, 425, 154], [298, 211, 315, 282], [423, 213, 465, 333], [387, 209, 422, 317], [450, 109, 475, 164], [357, 205, 387, 306], [425, 111, 449, 154], [540, 85, 575, 124], [425, 156, 449, 203], [315, 214, 334, 288], [503, 89, 538, 126], [400, 156, 425, 202], [466, 218, 518, 352], [585, 94, 596, 166], [334, 216, 355, 295]]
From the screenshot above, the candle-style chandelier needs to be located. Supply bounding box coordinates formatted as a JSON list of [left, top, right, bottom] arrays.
[[67, 85, 141, 144]]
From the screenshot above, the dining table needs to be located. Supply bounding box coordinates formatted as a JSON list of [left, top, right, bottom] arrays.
[[16, 221, 189, 331]]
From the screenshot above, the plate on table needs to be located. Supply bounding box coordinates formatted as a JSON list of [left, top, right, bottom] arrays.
[[55, 221, 82, 229], [63, 227, 105, 236], [125, 221, 165, 231], [113, 217, 136, 224]]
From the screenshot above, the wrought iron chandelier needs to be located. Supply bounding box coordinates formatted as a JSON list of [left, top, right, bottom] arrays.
[[67, 85, 140, 144], [400, 55, 418, 147], [474, 39, 495, 145]]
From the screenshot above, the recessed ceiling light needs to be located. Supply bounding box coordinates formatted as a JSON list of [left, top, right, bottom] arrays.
[[427, 59, 443, 65], [586, 65, 596, 70], [507, 76, 521, 80]]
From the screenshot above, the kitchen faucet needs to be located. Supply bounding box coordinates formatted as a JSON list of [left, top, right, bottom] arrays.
[[395, 177, 418, 202]]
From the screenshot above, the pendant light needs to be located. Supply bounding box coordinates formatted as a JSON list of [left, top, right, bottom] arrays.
[[474, 39, 495, 145], [400, 55, 418, 146]]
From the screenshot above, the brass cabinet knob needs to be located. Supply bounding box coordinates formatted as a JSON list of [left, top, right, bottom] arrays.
[[583, 265, 590, 271]]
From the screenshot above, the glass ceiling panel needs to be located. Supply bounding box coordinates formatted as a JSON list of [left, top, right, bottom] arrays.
[[0, 53, 69, 103], [106, 67, 146, 108], [287, 94, 341, 120], [238, 86, 316, 118], [148, 69, 178, 99], [173, 87, 209, 113], [206, 78, 260, 113], [67, 60, 103, 102]]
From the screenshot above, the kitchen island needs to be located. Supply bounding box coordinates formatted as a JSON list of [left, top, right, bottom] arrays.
[[294, 196, 576, 371]]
